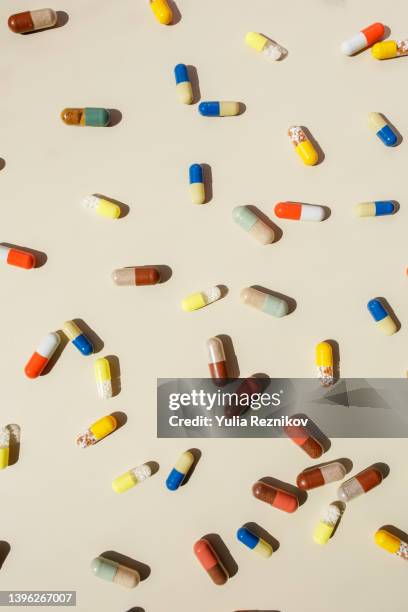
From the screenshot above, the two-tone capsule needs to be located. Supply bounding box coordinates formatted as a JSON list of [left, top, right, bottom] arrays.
[[182, 287, 221, 312], [313, 503, 342, 545], [174, 64, 193, 104], [207, 337, 228, 384], [199, 102, 240, 117], [288, 126, 318, 166], [375, 529, 408, 560], [337, 466, 383, 502], [112, 266, 160, 286], [189, 164, 206, 205], [284, 423, 323, 459], [297, 461, 347, 490], [76, 415, 117, 448], [355, 201, 395, 217], [61, 108, 110, 127], [24, 332, 60, 378], [166, 451, 194, 490], [149, 0, 172, 25], [0, 427, 10, 470], [82, 195, 121, 219], [367, 299, 397, 336], [241, 287, 288, 317], [91, 556, 140, 588], [232, 206, 275, 244], [252, 480, 298, 513], [63, 321, 93, 356], [94, 358, 112, 400], [112, 463, 152, 493], [236, 527, 273, 558], [274, 202, 326, 222], [372, 39, 408, 60], [316, 341, 334, 387], [0, 245, 36, 269], [368, 112, 398, 147], [193, 538, 228, 585], [245, 32, 286, 60], [8, 8, 57, 33], [341, 22, 385, 55]]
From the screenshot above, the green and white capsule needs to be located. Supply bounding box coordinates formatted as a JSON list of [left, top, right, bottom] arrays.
[[233, 206, 275, 244], [241, 287, 289, 317], [91, 557, 140, 588]]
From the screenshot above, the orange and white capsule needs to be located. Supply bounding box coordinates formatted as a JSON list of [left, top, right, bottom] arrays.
[[288, 126, 318, 166], [341, 22, 385, 55], [207, 337, 228, 384], [0, 245, 35, 269], [274, 202, 326, 221], [24, 332, 61, 378]]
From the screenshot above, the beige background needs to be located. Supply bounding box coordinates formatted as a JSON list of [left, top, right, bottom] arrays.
[[1, 0, 408, 610]]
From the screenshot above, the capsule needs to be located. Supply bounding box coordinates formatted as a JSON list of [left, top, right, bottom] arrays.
[[0, 427, 10, 470], [368, 112, 398, 147], [166, 451, 194, 491], [61, 108, 110, 127], [24, 332, 61, 378], [252, 481, 298, 513], [355, 201, 395, 217], [91, 556, 140, 588], [112, 266, 160, 286], [94, 358, 112, 400], [193, 539, 228, 585], [288, 126, 318, 166], [274, 202, 325, 222], [112, 463, 152, 493], [63, 321, 93, 356], [207, 337, 228, 383], [297, 461, 347, 490], [245, 32, 286, 60], [375, 529, 408, 560], [337, 466, 383, 502], [241, 287, 288, 317], [189, 164, 205, 205], [174, 64, 193, 104], [76, 415, 117, 448], [236, 527, 272, 558], [8, 8, 57, 33], [199, 102, 240, 117], [316, 341, 334, 387], [0, 245, 36, 269], [149, 0, 172, 25], [341, 22, 385, 55], [284, 424, 323, 459], [372, 39, 408, 60], [182, 287, 221, 312], [367, 299, 397, 336], [232, 206, 275, 244], [82, 195, 121, 219], [313, 504, 341, 545]]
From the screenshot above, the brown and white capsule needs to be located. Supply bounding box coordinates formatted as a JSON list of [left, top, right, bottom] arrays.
[[207, 337, 228, 384], [112, 266, 160, 286], [8, 9, 57, 33]]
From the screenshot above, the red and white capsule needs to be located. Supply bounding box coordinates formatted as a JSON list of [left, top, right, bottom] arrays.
[[207, 337, 228, 385], [341, 22, 385, 56], [24, 332, 60, 378], [0, 245, 36, 269], [274, 202, 326, 222]]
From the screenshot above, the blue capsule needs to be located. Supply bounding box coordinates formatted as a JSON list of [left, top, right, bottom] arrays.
[[199, 101, 240, 117], [63, 321, 94, 356], [355, 201, 395, 217], [367, 299, 397, 336], [166, 451, 194, 491], [174, 64, 193, 105], [189, 164, 205, 205], [236, 527, 273, 558], [368, 112, 398, 147]]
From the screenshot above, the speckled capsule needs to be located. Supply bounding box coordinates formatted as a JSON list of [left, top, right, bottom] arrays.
[[8, 9, 57, 33], [337, 466, 383, 502], [297, 461, 347, 490], [61, 108, 110, 127]]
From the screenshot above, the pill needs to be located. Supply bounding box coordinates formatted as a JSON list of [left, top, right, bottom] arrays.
[[166, 451, 194, 491], [232, 206, 275, 244], [0, 245, 35, 269], [8, 8, 57, 33], [372, 39, 408, 60], [288, 126, 318, 166], [284, 424, 323, 459], [245, 32, 285, 60], [355, 201, 395, 217], [112, 463, 152, 493], [149, 0, 172, 24], [63, 320, 93, 356], [367, 299, 397, 336], [61, 108, 110, 127], [24, 332, 60, 378], [297, 461, 347, 490], [82, 194, 121, 219], [174, 64, 193, 104], [337, 466, 382, 502], [313, 503, 341, 545], [341, 22, 385, 55], [207, 337, 228, 383], [77, 415, 117, 448], [241, 287, 288, 317], [252, 481, 298, 513], [226, 376, 268, 418], [112, 266, 160, 286], [236, 527, 273, 558], [91, 556, 140, 588], [193, 538, 228, 585], [189, 164, 205, 205], [94, 358, 112, 400], [316, 341, 334, 387], [368, 112, 398, 147], [274, 202, 325, 222], [182, 287, 221, 312], [199, 102, 240, 117], [375, 529, 408, 560], [0, 427, 10, 470]]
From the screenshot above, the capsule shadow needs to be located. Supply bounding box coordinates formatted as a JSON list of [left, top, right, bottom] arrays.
[[217, 334, 240, 378], [168, 0, 182, 24], [111, 411, 127, 432], [0, 159, 5, 171], [145, 460, 160, 476], [370, 462, 390, 479], [301, 126, 325, 164], [203, 534, 238, 578], [381, 524, 408, 542], [155, 265, 172, 284], [390, 201, 400, 214], [379, 113, 403, 146], [237, 103, 246, 116], [181, 448, 201, 487], [101, 551, 151, 581], [324, 339, 340, 383], [259, 476, 308, 507], [126, 609, 145, 612], [0, 242, 47, 268], [41, 330, 68, 376], [55, 11, 69, 28], [73, 318, 104, 353], [105, 355, 121, 397], [375, 298, 401, 332], [0, 542, 11, 570], [217, 284, 229, 300], [187, 65, 201, 104], [201, 163, 213, 203], [244, 522, 280, 552], [252, 285, 297, 315], [107, 110, 122, 127], [7, 424, 21, 466], [247, 205, 282, 243], [330, 500, 346, 539], [94, 193, 129, 218], [292, 413, 331, 453]]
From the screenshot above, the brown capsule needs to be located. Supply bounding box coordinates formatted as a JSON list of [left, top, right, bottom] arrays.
[[252, 481, 298, 513], [284, 424, 323, 458], [193, 538, 228, 586], [112, 266, 161, 286], [8, 9, 57, 33]]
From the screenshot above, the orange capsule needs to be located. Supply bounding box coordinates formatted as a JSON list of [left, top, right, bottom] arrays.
[[25, 332, 61, 378], [193, 539, 228, 585], [0, 245, 35, 269], [284, 424, 323, 458]]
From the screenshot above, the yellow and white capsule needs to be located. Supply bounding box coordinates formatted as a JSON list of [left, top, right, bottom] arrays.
[[245, 32, 286, 60], [82, 195, 121, 219], [288, 126, 318, 166], [94, 358, 112, 400], [0, 427, 10, 470], [372, 39, 408, 60], [316, 341, 334, 387], [112, 463, 152, 493], [182, 287, 221, 312], [76, 415, 117, 448], [375, 529, 408, 560], [166, 451, 195, 490], [313, 503, 341, 545]]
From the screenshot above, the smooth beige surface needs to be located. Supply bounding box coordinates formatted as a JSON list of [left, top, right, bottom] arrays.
[[1, 0, 408, 610]]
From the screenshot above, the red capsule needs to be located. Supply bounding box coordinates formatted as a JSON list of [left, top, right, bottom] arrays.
[[252, 480, 298, 513], [284, 424, 323, 458], [193, 539, 228, 585]]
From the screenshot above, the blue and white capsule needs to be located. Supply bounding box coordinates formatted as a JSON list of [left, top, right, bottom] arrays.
[[236, 527, 273, 558], [63, 320, 94, 356], [367, 299, 397, 336], [199, 101, 240, 117], [368, 112, 398, 147], [166, 451, 194, 490], [355, 201, 395, 217], [189, 164, 205, 205], [174, 64, 193, 105]]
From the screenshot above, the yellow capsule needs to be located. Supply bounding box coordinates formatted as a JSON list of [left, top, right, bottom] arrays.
[[288, 126, 318, 166], [372, 40, 407, 60], [313, 504, 341, 545], [82, 195, 121, 219], [112, 464, 152, 493], [0, 427, 10, 470], [150, 0, 173, 25], [375, 529, 401, 554], [316, 341, 334, 387], [245, 31, 286, 60], [76, 415, 117, 448], [94, 358, 112, 400], [181, 286, 221, 312]]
